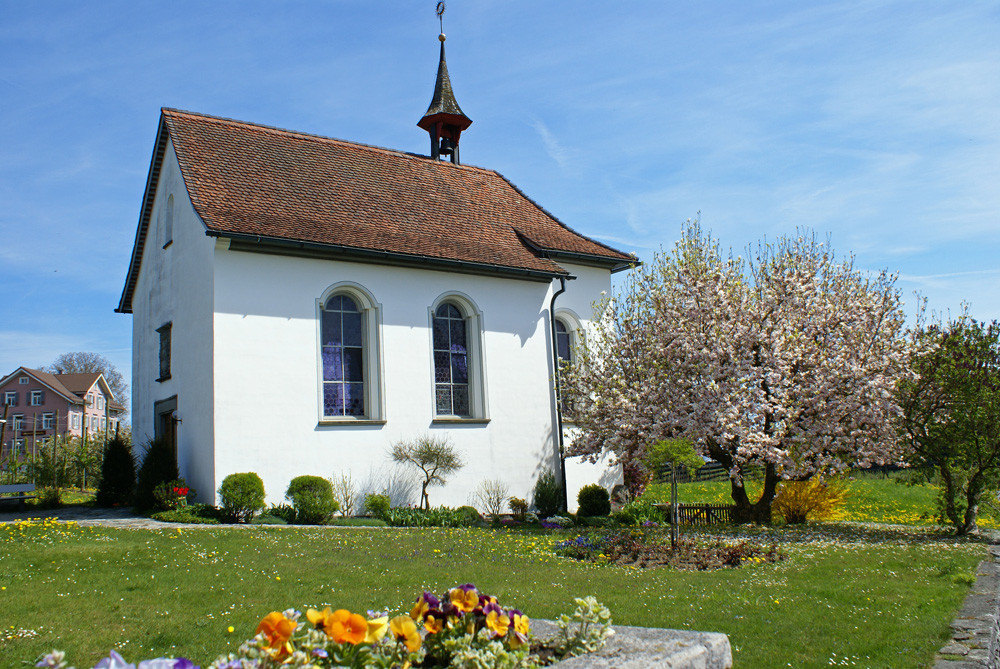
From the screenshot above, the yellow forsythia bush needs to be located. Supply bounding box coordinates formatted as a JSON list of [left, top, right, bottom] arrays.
[[773, 478, 848, 524]]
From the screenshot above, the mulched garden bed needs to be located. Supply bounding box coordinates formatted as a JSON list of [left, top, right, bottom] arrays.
[[555, 528, 785, 570]]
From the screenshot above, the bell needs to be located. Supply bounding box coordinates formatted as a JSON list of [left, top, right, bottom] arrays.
[[439, 137, 455, 155]]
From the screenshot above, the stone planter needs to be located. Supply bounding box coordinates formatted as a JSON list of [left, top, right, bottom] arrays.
[[532, 620, 733, 668]]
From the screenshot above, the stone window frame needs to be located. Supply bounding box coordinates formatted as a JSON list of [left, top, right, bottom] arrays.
[[429, 291, 489, 424], [315, 281, 385, 425]]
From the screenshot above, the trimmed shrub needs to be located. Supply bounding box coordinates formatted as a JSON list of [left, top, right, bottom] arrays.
[[95, 435, 136, 507], [218, 472, 266, 523], [285, 475, 338, 525], [364, 493, 391, 519], [456, 505, 482, 526], [773, 478, 848, 524], [509, 497, 528, 521], [135, 438, 179, 512], [532, 469, 563, 518], [577, 484, 611, 517]]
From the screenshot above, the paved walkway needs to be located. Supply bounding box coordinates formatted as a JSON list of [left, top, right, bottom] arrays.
[[0, 506, 224, 529]]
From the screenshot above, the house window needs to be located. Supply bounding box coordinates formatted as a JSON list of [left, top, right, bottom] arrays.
[[317, 284, 383, 422], [18, 377, 28, 384], [87, 393, 93, 405], [101, 417, 107, 431], [157, 322, 172, 381], [430, 294, 487, 421], [12, 414, 23, 431], [72, 413, 80, 430], [433, 303, 471, 416], [553, 311, 582, 417], [555, 318, 572, 366], [97, 396, 104, 410], [163, 194, 174, 248], [42, 413, 54, 430], [30, 390, 44, 406], [3, 391, 16, 406], [321, 294, 366, 417]]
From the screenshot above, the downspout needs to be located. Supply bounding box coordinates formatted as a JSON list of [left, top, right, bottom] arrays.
[[549, 277, 569, 512]]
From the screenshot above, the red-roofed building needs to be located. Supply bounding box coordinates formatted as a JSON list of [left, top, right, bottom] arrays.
[[0, 367, 125, 459], [116, 35, 634, 510]]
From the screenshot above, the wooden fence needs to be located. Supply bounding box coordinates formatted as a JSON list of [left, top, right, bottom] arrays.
[[654, 503, 737, 525]]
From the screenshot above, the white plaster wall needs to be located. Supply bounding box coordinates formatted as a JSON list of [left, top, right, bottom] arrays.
[[130, 142, 216, 500], [211, 250, 568, 509], [555, 262, 623, 512]]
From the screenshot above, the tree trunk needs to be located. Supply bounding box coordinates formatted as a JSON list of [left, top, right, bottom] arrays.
[[938, 465, 964, 532], [707, 439, 779, 524], [421, 481, 430, 510], [959, 469, 984, 536]]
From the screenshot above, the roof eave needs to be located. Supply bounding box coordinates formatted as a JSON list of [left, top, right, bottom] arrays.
[[209, 231, 567, 282], [116, 113, 170, 315]]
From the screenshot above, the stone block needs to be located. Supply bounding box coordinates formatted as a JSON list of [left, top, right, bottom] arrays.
[[531, 620, 733, 669]]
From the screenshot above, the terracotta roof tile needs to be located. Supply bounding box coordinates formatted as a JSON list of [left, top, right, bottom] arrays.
[[161, 109, 634, 276]]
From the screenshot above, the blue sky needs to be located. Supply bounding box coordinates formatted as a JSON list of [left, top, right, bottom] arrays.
[[1, 1, 998, 390]]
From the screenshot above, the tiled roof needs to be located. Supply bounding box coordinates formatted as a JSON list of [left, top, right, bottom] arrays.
[[164, 108, 634, 270], [118, 108, 636, 313], [19, 368, 85, 402], [5, 368, 123, 413], [53, 373, 103, 396]]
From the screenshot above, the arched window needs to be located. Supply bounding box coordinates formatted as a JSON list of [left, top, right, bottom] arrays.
[[317, 284, 384, 422], [555, 318, 572, 366], [433, 302, 470, 416], [321, 294, 365, 417], [553, 311, 582, 417]]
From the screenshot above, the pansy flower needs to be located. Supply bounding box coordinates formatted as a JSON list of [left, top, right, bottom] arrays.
[[423, 608, 446, 635], [256, 611, 297, 658], [365, 614, 389, 643], [483, 602, 509, 638], [390, 615, 421, 652], [328, 609, 369, 645], [448, 584, 479, 613], [410, 591, 441, 620], [508, 609, 530, 648]]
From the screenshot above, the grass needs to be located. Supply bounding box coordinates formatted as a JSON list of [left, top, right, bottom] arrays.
[[644, 472, 1000, 528], [0, 518, 987, 668]]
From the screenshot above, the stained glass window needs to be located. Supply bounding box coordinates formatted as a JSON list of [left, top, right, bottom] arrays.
[[555, 318, 573, 414], [555, 319, 571, 365], [321, 294, 365, 417], [433, 303, 469, 416]]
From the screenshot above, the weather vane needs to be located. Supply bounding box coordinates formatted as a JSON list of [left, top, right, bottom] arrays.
[[437, 2, 446, 38]]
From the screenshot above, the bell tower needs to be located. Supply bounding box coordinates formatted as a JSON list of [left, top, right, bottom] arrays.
[[417, 2, 472, 165]]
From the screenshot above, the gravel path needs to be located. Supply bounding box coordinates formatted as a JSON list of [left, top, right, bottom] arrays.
[[0, 506, 230, 530]]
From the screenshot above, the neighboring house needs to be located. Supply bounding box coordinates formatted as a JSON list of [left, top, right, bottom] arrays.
[[116, 37, 635, 510], [0, 367, 125, 457]]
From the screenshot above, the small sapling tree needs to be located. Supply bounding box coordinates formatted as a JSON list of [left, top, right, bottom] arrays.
[[389, 435, 465, 510]]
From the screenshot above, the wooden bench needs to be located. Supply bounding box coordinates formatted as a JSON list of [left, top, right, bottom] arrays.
[[654, 503, 736, 526], [0, 483, 36, 511]]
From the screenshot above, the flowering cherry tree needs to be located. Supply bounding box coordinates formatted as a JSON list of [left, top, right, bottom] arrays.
[[562, 222, 909, 523]]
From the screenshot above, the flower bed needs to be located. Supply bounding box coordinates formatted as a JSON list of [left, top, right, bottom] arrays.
[[554, 529, 784, 570], [35, 585, 612, 669]]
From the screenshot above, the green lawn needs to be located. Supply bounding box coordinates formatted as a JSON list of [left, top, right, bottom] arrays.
[[644, 474, 1000, 528], [0, 518, 986, 668]]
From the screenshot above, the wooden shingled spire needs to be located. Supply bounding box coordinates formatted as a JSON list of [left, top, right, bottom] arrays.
[[417, 2, 472, 164]]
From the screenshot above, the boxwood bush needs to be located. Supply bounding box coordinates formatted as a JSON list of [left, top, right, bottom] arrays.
[[577, 484, 611, 517], [218, 472, 266, 523], [285, 475, 338, 524]]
